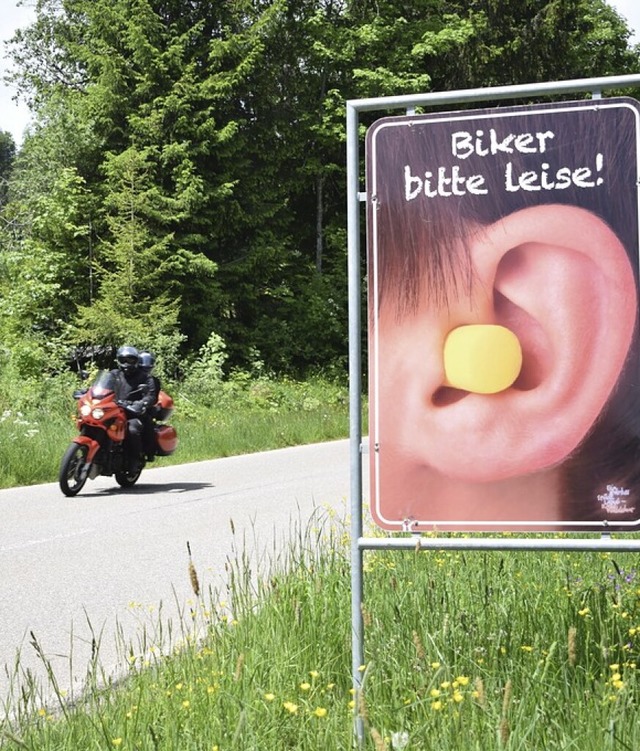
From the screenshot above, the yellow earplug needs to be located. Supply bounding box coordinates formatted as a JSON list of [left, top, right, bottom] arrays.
[[443, 324, 522, 394]]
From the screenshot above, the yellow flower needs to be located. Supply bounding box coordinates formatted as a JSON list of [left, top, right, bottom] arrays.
[[264, 693, 275, 702], [430, 661, 441, 669], [348, 700, 356, 709], [578, 607, 590, 617], [300, 682, 311, 691], [283, 701, 299, 714], [521, 645, 533, 652], [313, 707, 328, 718], [37, 708, 46, 717], [455, 676, 470, 686], [182, 700, 190, 709], [431, 700, 443, 711], [452, 691, 464, 703], [610, 664, 620, 672], [429, 688, 441, 698], [309, 670, 319, 679], [112, 740, 123, 748]]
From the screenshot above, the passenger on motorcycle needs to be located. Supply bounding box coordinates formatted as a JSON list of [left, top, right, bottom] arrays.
[[139, 350, 161, 458], [110, 346, 157, 464]]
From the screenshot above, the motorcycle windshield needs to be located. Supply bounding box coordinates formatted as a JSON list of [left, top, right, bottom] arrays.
[[90, 370, 118, 398]]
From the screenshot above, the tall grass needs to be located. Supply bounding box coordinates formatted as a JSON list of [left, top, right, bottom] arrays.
[[2, 508, 640, 749]]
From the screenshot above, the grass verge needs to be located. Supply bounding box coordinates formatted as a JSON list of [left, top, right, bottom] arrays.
[[2, 509, 640, 749]]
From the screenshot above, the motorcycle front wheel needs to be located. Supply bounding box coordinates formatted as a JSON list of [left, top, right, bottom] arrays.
[[59, 443, 89, 497]]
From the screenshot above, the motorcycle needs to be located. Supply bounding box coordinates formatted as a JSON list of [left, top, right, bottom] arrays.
[[59, 370, 178, 497]]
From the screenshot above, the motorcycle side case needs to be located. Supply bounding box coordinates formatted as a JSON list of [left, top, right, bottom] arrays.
[[156, 390, 174, 421], [155, 424, 178, 456]]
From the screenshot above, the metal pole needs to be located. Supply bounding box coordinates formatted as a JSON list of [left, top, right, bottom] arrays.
[[346, 100, 365, 746], [359, 536, 640, 553]]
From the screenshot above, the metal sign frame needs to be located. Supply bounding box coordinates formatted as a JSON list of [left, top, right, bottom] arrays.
[[347, 73, 640, 745]]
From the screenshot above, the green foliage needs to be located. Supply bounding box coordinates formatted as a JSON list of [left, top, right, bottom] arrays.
[[1, 0, 639, 375]]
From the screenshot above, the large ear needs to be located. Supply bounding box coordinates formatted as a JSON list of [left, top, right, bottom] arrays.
[[424, 204, 637, 482]]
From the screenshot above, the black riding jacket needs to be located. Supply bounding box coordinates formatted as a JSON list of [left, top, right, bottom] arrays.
[[109, 368, 157, 415]]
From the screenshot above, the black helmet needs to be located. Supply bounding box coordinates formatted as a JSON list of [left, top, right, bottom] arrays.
[[139, 351, 155, 373], [116, 345, 139, 374]]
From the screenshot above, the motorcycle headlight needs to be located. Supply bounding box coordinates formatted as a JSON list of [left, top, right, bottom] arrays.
[[91, 408, 105, 420], [80, 404, 92, 417]]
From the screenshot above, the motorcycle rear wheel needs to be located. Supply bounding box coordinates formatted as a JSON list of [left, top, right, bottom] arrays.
[[59, 443, 89, 497], [115, 458, 144, 488]]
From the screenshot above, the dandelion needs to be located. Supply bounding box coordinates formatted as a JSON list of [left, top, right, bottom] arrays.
[[313, 707, 328, 718], [283, 701, 299, 714], [300, 682, 311, 691], [37, 708, 46, 718]]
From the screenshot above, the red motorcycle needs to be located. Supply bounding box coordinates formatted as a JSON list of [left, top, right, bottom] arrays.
[[59, 370, 178, 497]]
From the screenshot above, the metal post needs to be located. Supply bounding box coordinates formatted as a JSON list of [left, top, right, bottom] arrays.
[[346, 100, 365, 746]]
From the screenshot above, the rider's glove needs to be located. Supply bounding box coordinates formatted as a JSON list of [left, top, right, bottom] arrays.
[[118, 399, 145, 415], [126, 400, 146, 416]]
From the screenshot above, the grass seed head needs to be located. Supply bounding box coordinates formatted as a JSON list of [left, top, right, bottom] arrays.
[[188, 561, 201, 597], [568, 625, 577, 666]]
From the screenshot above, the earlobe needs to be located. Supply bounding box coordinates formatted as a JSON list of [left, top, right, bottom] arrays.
[[427, 204, 637, 482]]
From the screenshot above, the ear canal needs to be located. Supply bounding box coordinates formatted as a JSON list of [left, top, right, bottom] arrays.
[[426, 204, 637, 484]]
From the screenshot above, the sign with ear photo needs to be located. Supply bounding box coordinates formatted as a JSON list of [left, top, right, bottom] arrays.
[[366, 97, 640, 533]]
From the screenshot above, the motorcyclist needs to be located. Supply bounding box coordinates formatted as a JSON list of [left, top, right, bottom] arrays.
[[110, 345, 157, 465], [139, 350, 161, 458]]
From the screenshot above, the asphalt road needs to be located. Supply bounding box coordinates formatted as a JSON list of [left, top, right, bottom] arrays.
[[0, 439, 362, 706]]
